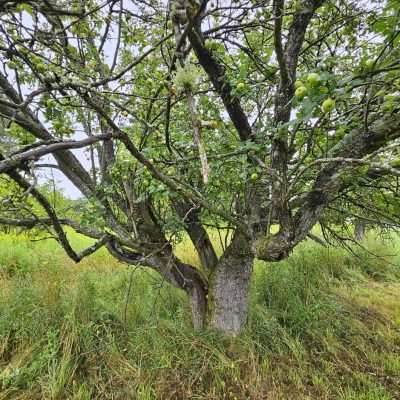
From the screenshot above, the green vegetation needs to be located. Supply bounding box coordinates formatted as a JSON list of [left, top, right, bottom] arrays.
[[1, 0, 400, 336], [1, 3, 400, 397], [1, 232, 399, 399]]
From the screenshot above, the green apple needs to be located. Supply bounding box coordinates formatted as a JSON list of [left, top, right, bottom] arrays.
[[319, 86, 329, 94], [322, 98, 335, 113], [53, 120, 62, 130], [295, 86, 307, 99], [236, 82, 246, 92], [250, 172, 258, 181], [294, 80, 304, 89], [307, 72, 320, 86]]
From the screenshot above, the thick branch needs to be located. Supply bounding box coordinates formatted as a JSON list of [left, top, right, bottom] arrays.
[[0, 216, 103, 239], [173, 201, 218, 272], [0, 161, 109, 262], [187, 27, 253, 141], [0, 135, 113, 174], [273, 0, 289, 84], [80, 89, 246, 231], [270, 0, 326, 234], [257, 113, 400, 261]]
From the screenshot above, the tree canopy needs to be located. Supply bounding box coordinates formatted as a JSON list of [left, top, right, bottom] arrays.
[[0, 0, 399, 334]]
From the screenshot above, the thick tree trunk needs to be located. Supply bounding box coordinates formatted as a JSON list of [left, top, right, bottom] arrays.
[[208, 233, 254, 336]]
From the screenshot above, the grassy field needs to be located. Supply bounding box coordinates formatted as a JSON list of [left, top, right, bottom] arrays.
[[0, 230, 400, 399]]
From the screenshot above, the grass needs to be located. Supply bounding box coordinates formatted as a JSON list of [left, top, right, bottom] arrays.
[[0, 230, 399, 399]]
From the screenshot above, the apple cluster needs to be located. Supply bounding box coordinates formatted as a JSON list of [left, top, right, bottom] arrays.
[[294, 73, 335, 113]]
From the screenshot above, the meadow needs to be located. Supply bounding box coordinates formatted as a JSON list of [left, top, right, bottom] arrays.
[[0, 230, 399, 399]]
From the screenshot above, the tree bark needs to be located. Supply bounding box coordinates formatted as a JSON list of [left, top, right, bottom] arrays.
[[354, 220, 366, 242], [189, 281, 207, 330], [208, 233, 254, 335], [173, 201, 218, 273]]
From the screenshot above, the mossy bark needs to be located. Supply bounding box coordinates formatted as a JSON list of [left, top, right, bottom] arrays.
[[206, 232, 254, 336]]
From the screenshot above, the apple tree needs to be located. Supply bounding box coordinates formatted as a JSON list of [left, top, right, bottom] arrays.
[[0, 0, 399, 334]]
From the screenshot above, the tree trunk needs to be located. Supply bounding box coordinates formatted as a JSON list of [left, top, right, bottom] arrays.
[[354, 220, 366, 242], [171, 260, 208, 330], [207, 233, 254, 336], [190, 283, 207, 330]]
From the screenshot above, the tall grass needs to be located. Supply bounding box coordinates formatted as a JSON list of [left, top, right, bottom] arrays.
[[0, 231, 399, 399]]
